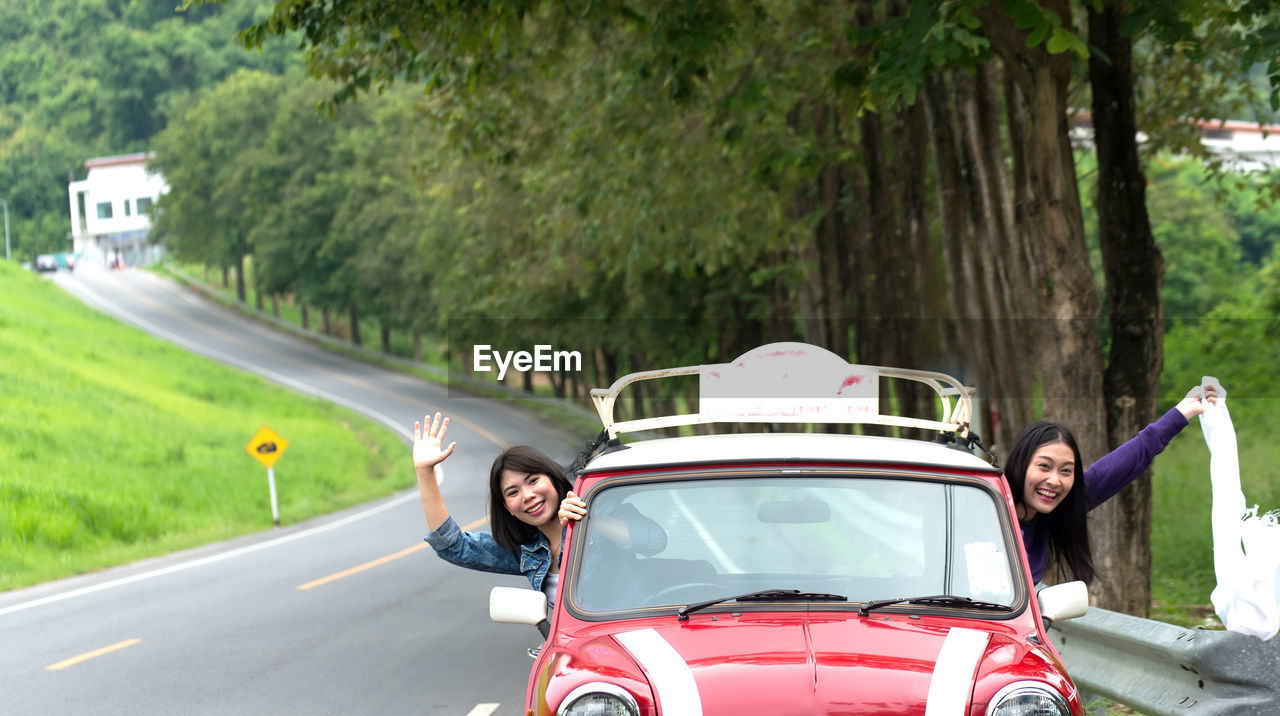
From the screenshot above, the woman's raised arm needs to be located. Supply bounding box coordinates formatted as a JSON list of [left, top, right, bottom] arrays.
[[414, 412, 457, 531]]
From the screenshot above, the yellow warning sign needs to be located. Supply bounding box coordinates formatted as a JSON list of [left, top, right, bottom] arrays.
[[246, 425, 289, 468]]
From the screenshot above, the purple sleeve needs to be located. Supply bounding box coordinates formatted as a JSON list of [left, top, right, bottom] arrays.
[[1083, 408, 1189, 509]]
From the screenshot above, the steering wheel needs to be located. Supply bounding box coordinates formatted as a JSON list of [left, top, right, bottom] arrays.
[[646, 582, 725, 604]]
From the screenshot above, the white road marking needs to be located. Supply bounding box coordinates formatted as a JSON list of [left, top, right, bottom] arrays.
[[464, 704, 499, 716], [0, 492, 417, 618]]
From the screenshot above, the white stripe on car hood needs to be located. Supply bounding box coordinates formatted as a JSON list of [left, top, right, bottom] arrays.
[[615, 628, 703, 715], [925, 627, 991, 716]]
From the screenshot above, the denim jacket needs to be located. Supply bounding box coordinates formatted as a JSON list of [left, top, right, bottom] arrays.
[[424, 504, 667, 602], [425, 515, 557, 595]]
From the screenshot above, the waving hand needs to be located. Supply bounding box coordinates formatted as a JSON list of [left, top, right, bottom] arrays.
[[414, 412, 456, 476]]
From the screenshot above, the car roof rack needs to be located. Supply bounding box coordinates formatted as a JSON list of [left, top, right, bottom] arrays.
[[590, 342, 976, 440]]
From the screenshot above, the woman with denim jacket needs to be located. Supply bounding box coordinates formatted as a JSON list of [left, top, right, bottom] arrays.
[[413, 412, 664, 605]]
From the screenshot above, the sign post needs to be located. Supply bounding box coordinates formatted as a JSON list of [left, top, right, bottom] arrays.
[[245, 425, 289, 525]]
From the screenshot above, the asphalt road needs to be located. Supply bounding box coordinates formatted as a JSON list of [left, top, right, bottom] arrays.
[[2, 265, 585, 715]]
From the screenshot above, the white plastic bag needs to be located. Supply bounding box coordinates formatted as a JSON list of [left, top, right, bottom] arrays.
[[1199, 376, 1280, 640]]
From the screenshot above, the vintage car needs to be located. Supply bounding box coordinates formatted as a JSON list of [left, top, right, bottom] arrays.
[[490, 343, 1088, 715]]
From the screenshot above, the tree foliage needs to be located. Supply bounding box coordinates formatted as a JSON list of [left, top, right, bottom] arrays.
[[148, 0, 1280, 613], [0, 0, 299, 259]]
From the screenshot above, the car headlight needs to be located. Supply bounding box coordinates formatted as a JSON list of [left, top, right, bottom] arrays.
[[557, 682, 640, 716], [986, 680, 1071, 716]]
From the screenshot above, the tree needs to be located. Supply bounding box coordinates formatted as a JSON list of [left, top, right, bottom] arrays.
[[228, 0, 1280, 613], [151, 69, 286, 298], [0, 0, 300, 259], [1088, 0, 1167, 615]]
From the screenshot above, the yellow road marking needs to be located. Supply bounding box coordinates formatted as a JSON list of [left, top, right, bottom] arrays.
[[102, 273, 508, 449], [46, 638, 142, 671], [297, 543, 428, 590], [297, 516, 490, 591]]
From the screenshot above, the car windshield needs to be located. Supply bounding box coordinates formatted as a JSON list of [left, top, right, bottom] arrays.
[[569, 475, 1018, 614]]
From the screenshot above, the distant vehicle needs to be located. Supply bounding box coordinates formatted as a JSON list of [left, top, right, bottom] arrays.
[[35, 255, 57, 272], [490, 343, 1089, 716], [59, 253, 76, 272]]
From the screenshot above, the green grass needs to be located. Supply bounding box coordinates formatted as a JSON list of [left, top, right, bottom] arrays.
[[0, 260, 409, 591]]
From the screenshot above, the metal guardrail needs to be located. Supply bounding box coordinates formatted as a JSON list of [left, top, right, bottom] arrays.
[[1049, 607, 1280, 715]]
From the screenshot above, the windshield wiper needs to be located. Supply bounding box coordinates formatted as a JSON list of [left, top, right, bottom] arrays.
[[857, 594, 1012, 617], [677, 589, 846, 620]]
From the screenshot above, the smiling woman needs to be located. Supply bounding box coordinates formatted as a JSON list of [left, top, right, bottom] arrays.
[[413, 413, 580, 605], [1006, 382, 1220, 584], [413, 412, 665, 607]]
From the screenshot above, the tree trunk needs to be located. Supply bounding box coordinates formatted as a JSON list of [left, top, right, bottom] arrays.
[[569, 369, 584, 403], [322, 307, 332, 335], [852, 109, 889, 376], [234, 255, 246, 303], [924, 65, 1037, 454], [598, 348, 619, 400], [887, 99, 942, 439], [1019, 76, 1105, 450], [790, 100, 853, 360], [301, 304, 309, 331], [971, 63, 1038, 453], [271, 294, 280, 318], [976, 3, 1107, 458], [349, 305, 361, 346], [381, 326, 392, 354], [1089, 0, 1165, 616]]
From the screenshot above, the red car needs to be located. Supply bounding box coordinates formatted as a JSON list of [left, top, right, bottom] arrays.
[[490, 344, 1087, 716]]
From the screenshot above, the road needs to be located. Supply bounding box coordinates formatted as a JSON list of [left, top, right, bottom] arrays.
[[1, 265, 583, 715]]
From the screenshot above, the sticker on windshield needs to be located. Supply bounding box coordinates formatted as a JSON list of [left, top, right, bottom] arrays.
[[963, 542, 1012, 600]]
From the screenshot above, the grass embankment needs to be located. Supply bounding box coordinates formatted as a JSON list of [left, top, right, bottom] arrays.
[[0, 261, 407, 591]]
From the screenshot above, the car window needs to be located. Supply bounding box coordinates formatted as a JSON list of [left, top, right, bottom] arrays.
[[571, 475, 1015, 613]]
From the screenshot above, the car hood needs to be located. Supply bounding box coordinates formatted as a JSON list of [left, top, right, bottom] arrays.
[[604, 613, 1021, 716]]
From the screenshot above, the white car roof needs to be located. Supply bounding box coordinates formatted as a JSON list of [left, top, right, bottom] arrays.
[[584, 431, 997, 474]]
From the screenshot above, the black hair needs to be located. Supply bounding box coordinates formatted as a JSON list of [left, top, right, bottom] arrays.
[[487, 445, 573, 552], [1004, 421, 1095, 584]]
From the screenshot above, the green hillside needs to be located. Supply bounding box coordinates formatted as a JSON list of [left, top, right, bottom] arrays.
[[0, 261, 407, 591], [0, 0, 300, 259]]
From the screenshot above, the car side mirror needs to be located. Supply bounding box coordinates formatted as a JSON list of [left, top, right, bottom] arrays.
[[490, 586, 549, 637], [1037, 580, 1088, 627]]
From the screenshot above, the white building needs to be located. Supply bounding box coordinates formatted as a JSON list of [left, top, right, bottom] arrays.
[[1196, 119, 1280, 171], [1071, 115, 1280, 170], [67, 152, 168, 268]]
